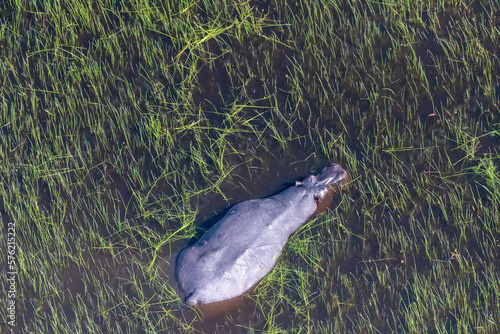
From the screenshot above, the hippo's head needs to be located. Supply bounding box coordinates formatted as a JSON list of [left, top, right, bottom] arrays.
[[316, 163, 349, 187], [296, 163, 349, 201]]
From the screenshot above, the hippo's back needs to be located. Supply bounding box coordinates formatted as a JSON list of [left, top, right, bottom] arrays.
[[176, 195, 310, 305]]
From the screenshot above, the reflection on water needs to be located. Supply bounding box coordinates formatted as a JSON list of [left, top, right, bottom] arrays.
[[179, 294, 266, 333]]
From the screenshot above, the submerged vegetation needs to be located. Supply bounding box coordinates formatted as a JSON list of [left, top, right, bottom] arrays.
[[0, 0, 499, 332]]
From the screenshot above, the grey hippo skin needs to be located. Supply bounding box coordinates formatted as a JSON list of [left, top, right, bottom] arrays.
[[175, 163, 348, 306]]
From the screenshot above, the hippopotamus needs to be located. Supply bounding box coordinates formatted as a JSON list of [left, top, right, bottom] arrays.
[[175, 163, 348, 306]]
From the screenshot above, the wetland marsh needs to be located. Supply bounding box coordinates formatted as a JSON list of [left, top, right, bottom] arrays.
[[0, 0, 499, 333]]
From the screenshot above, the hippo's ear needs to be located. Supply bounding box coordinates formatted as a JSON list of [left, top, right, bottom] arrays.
[[295, 181, 302, 187]]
